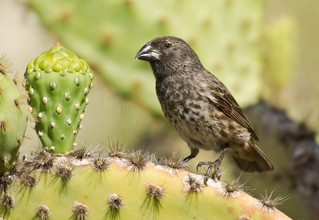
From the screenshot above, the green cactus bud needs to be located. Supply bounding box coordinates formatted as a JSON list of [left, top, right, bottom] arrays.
[[24, 43, 94, 153]]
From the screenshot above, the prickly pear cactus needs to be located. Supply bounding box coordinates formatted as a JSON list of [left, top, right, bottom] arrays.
[[0, 45, 291, 219], [30, 0, 295, 116], [0, 148, 290, 220], [24, 43, 94, 153], [0, 56, 27, 175]]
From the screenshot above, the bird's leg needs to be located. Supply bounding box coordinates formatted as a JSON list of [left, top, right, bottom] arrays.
[[183, 148, 199, 162], [196, 148, 228, 184]]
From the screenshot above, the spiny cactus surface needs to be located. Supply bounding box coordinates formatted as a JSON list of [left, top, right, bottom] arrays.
[[0, 148, 290, 220], [0, 57, 27, 175], [29, 0, 296, 116], [24, 43, 94, 153]]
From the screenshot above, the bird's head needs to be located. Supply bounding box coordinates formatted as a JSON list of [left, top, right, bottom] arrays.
[[135, 36, 203, 77]]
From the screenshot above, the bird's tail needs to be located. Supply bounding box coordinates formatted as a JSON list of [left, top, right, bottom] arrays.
[[231, 142, 274, 172]]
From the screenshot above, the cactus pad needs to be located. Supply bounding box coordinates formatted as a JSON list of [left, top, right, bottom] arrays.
[[0, 148, 290, 220], [29, 0, 266, 116], [24, 43, 94, 153], [0, 57, 27, 175]]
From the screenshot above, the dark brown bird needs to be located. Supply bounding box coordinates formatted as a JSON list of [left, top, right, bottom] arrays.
[[135, 36, 274, 182]]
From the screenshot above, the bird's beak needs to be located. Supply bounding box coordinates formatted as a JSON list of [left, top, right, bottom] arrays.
[[135, 43, 160, 61]]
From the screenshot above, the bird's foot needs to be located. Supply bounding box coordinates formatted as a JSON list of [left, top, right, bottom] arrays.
[[196, 160, 222, 184], [196, 148, 228, 185]]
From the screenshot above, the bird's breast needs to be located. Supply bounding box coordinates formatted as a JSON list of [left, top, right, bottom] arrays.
[[156, 77, 221, 143], [156, 76, 198, 119]]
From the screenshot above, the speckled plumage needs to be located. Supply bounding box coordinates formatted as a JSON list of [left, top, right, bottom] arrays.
[[136, 36, 274, 173]]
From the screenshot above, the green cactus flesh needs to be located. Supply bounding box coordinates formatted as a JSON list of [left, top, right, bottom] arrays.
[[0, 149, 290, 220], [25, 43, 93, 153], [0, 58, 27, 175]]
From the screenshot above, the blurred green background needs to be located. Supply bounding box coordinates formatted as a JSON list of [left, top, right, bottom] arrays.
[[0, 0, 318, 219]]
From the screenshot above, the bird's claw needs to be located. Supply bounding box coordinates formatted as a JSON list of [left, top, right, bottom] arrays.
[[211, 169, 222, 181], [196, 161, 208, 171], [203, 175, 209, 185]]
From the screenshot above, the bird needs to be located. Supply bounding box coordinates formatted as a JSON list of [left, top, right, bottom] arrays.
[[135, 36, 274, 183]]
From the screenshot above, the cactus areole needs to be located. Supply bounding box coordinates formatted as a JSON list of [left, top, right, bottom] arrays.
[[25, 43, 94, 153]]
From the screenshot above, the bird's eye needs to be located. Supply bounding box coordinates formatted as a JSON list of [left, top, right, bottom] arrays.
[[165, 42, 172, 48]]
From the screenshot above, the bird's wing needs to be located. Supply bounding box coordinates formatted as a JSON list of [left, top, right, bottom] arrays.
[[207, 85, 259, 141]]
